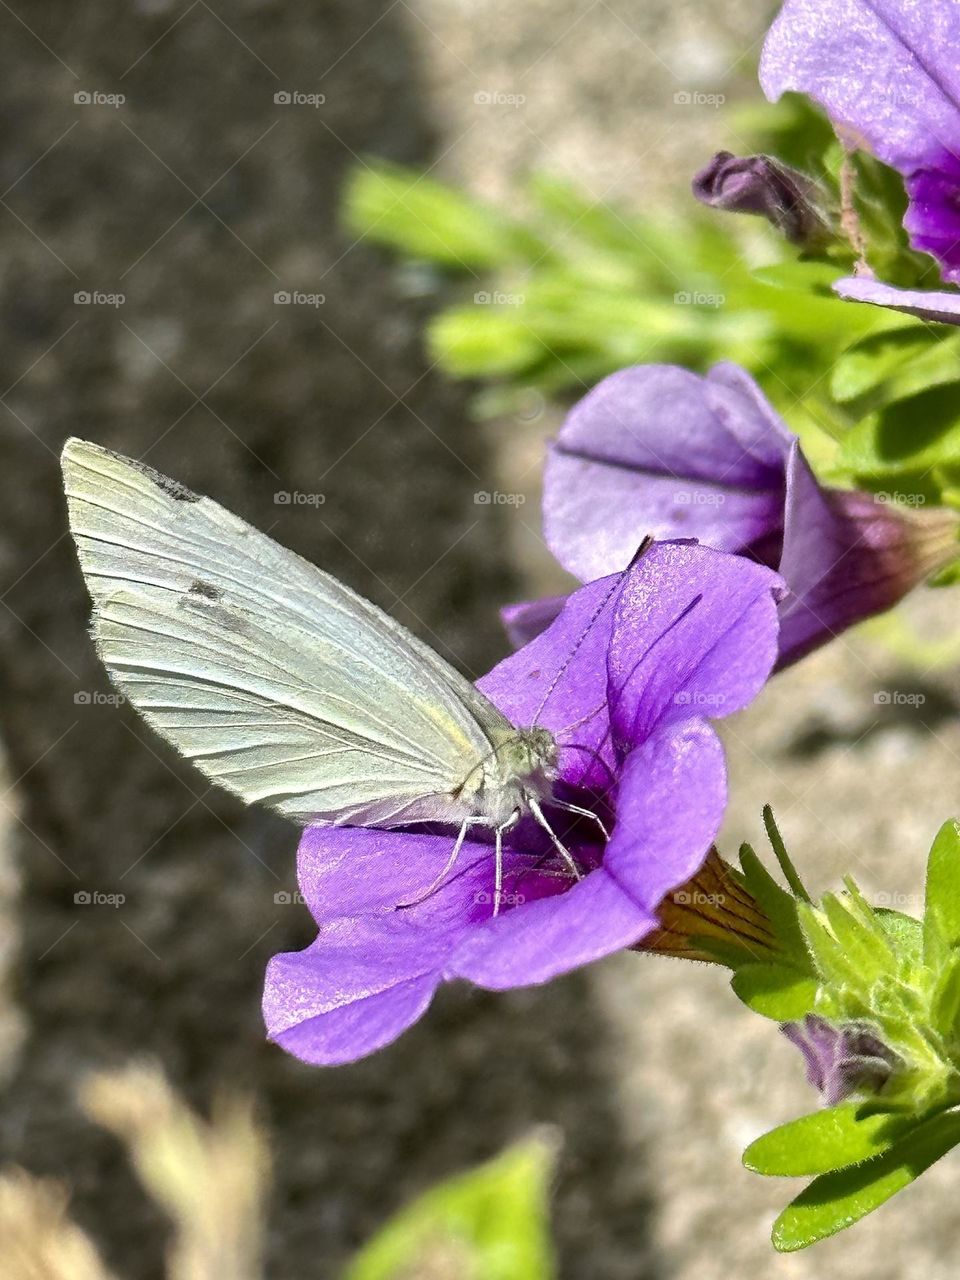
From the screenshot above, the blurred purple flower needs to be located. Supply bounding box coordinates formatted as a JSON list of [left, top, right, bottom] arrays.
[[503, 363, 958, 666], [760, 0, 960, 282], [263, 541, 783, 1065], [782, 1014, 900, 1105]]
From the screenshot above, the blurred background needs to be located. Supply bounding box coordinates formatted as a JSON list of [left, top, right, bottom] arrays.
[[0, 2, 958, 1277]]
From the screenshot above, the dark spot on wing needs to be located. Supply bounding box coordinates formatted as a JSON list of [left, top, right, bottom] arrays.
[[189, 579, 222, 601], [129, 456, 201, 503], [179, 592, 250, 636]]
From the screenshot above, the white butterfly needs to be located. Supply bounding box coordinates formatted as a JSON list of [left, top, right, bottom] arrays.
[[62, 439, 602, 907]]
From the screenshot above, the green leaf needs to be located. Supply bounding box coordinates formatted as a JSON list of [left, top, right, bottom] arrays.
[[731, 964, 819, 1021], [744, 1103, 917, 1177], [772, 1110, 960, 1251], [830, 327, 960, 415], [840, 384, 960, 496], [344, 1133, 558, 1280], [923, 819, 960, 958], [930, 953, 960, 1038], [342, 162, 546, 270], [751, 260, 845, 293]]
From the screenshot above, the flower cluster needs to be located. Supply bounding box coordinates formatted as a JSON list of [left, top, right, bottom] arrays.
[[262, 0, 960, 1086]]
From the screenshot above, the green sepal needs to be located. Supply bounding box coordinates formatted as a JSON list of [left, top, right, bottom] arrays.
[[819, 890, 896, 984], [737, 840, 810, 963], [874, 908, 923, 959], [744, 1102, 918, 1177], [771, 1109, 960, 1251], [797, 900, 849, 985]]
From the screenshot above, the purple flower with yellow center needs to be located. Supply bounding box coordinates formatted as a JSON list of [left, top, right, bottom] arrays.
[[263, 541, 783, 1065], [761, 0, 960, 282], [502, 363, 958, 665]]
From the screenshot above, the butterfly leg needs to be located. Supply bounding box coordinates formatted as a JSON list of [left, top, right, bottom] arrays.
[[547, 798, 609, 842], [493, 823, 504, 917], [528, 797, 582, 881], [398, 816, 481, 909]]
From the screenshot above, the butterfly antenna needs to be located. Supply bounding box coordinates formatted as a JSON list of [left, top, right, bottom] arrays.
[[531, 537, 654, 728]]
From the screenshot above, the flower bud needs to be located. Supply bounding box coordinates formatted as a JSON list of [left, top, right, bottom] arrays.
[[692, 151, 831, 248]]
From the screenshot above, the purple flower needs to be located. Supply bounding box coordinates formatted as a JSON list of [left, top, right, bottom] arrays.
[[692, 151, 831, 248], [760, 0, 960, 282], [262, 541, 783, 1065], [782, 1014, 900, 1105], [504, 363, 958, 666]]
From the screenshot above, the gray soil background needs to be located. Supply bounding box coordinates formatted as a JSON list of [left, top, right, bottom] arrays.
[[0, 2, 958, 1278]]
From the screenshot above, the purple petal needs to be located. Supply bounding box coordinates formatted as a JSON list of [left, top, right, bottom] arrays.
[[262, 910, 453, 1065], [264, 959, 438, 1066], [602, 719, 727, 912], [543, 364, 793, 582], [500, 594, 567, 649], [833, 275, 960, 324], [775, 444, 957, 666], [294, 825, 492, 924], [479, 572, 622, 792], [447, 867, 658, 990], [761, 0, 960, 171], [760, 0, 960, 281], [607, 541, 783, 745]]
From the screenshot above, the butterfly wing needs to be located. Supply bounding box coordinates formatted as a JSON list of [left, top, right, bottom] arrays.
[[62, 438, 512, 826]]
